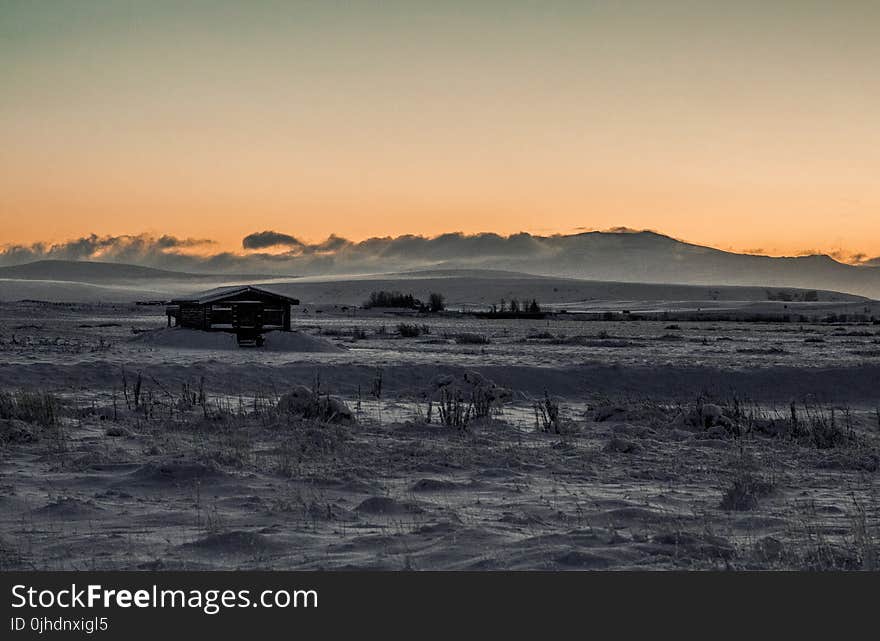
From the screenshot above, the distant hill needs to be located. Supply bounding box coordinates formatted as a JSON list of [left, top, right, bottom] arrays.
[[253, 274, 867, 308], [0, 260, 283, 283], [409, 231, 880, 299], [3, 230, 880, 299], [0, 279, 170, 303], [277, 230, 880, 299], [268, 230, 880, 299], [389, 268, 556, 280], [0, 267, 869, 308]]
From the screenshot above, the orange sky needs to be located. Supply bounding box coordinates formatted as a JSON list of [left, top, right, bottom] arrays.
[[2, 2, 879, 260]]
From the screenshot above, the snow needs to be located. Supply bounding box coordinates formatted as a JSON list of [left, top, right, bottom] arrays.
[[129, 328, 344, 352], [1, 297, 879, 571]]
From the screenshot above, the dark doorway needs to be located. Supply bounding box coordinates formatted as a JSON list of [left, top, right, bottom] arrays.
[[235, 303, 260, 329]]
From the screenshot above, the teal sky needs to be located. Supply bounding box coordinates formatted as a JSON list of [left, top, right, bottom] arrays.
[[2, 1, 879, 259]]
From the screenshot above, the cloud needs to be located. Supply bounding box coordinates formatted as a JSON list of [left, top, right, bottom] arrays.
[[4, 229, 878, 281], [242, 231, 304, 250], [1, 229, 566, 275], [572, 226, 648, 234], [156, 235, 213, 249], [853, 255, 880, 267], [235, 229, 559, 270], [0, 234, 216, 270], [841, 252, 880, 267], [311, 234, 351, 253], [792, 248, 880, 265], [602, 226, 652, 234]]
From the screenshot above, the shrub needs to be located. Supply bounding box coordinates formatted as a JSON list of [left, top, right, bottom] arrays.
[[719, 470, 775, 511], [363, 291, 420, 309], [791, 404, 855, 449], [437, 387, 471, 429], [431, 371, 510, 428], [0, 390, 58, 427], [427, 292, 446, 313], [397, 323, 429, 338], [276, 385, 354, 424], [534, 391, 561, 434]]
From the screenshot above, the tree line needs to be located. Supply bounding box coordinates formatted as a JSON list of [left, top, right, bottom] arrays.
[[363, 290, 446, 312], [489, 298, 542, 314]]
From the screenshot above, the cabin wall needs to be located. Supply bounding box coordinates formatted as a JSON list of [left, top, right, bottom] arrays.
[[206, 304, 233, 329], [178, 303, 207, 329], [170, 291, 297, 332]]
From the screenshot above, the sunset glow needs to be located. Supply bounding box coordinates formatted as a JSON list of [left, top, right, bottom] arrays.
[[2, 1, 878, 261]]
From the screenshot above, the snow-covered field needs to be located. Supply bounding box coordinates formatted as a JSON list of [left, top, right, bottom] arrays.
[[1, 301, 879, 399], [1, 300, 879, 570]]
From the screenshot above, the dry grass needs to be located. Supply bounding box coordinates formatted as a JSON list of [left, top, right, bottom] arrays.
[[1, 381, 878, 570]]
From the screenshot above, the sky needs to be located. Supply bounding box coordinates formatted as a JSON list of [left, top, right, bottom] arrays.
[[1, 1, 878, 261]]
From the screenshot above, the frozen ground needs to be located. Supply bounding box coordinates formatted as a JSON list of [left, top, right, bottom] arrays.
[[1, 301, 879, 401], [1, 301, 879, 570]]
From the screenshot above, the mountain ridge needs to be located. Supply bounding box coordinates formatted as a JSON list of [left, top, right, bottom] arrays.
[[2, 231, 878, 299], [0, 260, 287, 282]]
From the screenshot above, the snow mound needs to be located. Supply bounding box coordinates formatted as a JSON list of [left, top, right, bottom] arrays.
[[355, 496, 424, 515], [262, 331, 344, 353], [130, 328, 238, 349], [130, 328, 343, 352], [182, 531, 284, 553]]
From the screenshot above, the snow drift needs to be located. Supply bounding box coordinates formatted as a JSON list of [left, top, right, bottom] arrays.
[[129, 328, 344, 352]]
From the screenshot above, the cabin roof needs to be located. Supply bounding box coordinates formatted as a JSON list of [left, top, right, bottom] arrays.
[[169, 285, 300, 305]]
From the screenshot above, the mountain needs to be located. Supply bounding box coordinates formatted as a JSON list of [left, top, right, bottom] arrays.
[[0, 260, 284, 283], [0, 280, 170, 303], [255, 275, 866, 309], [2, 231, 879, 299], [422, 232, 880, 299]]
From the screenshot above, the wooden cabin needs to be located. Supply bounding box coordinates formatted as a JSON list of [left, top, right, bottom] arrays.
[[166, 286, 300, 344]]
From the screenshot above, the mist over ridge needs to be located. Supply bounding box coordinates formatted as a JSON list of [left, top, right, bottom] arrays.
[[2, 229, 879, 299]]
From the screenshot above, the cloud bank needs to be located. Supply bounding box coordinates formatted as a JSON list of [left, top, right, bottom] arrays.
[[0, 234, 217, 268], [1, 230, 879, 298], [0, 230, 572, 275]]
